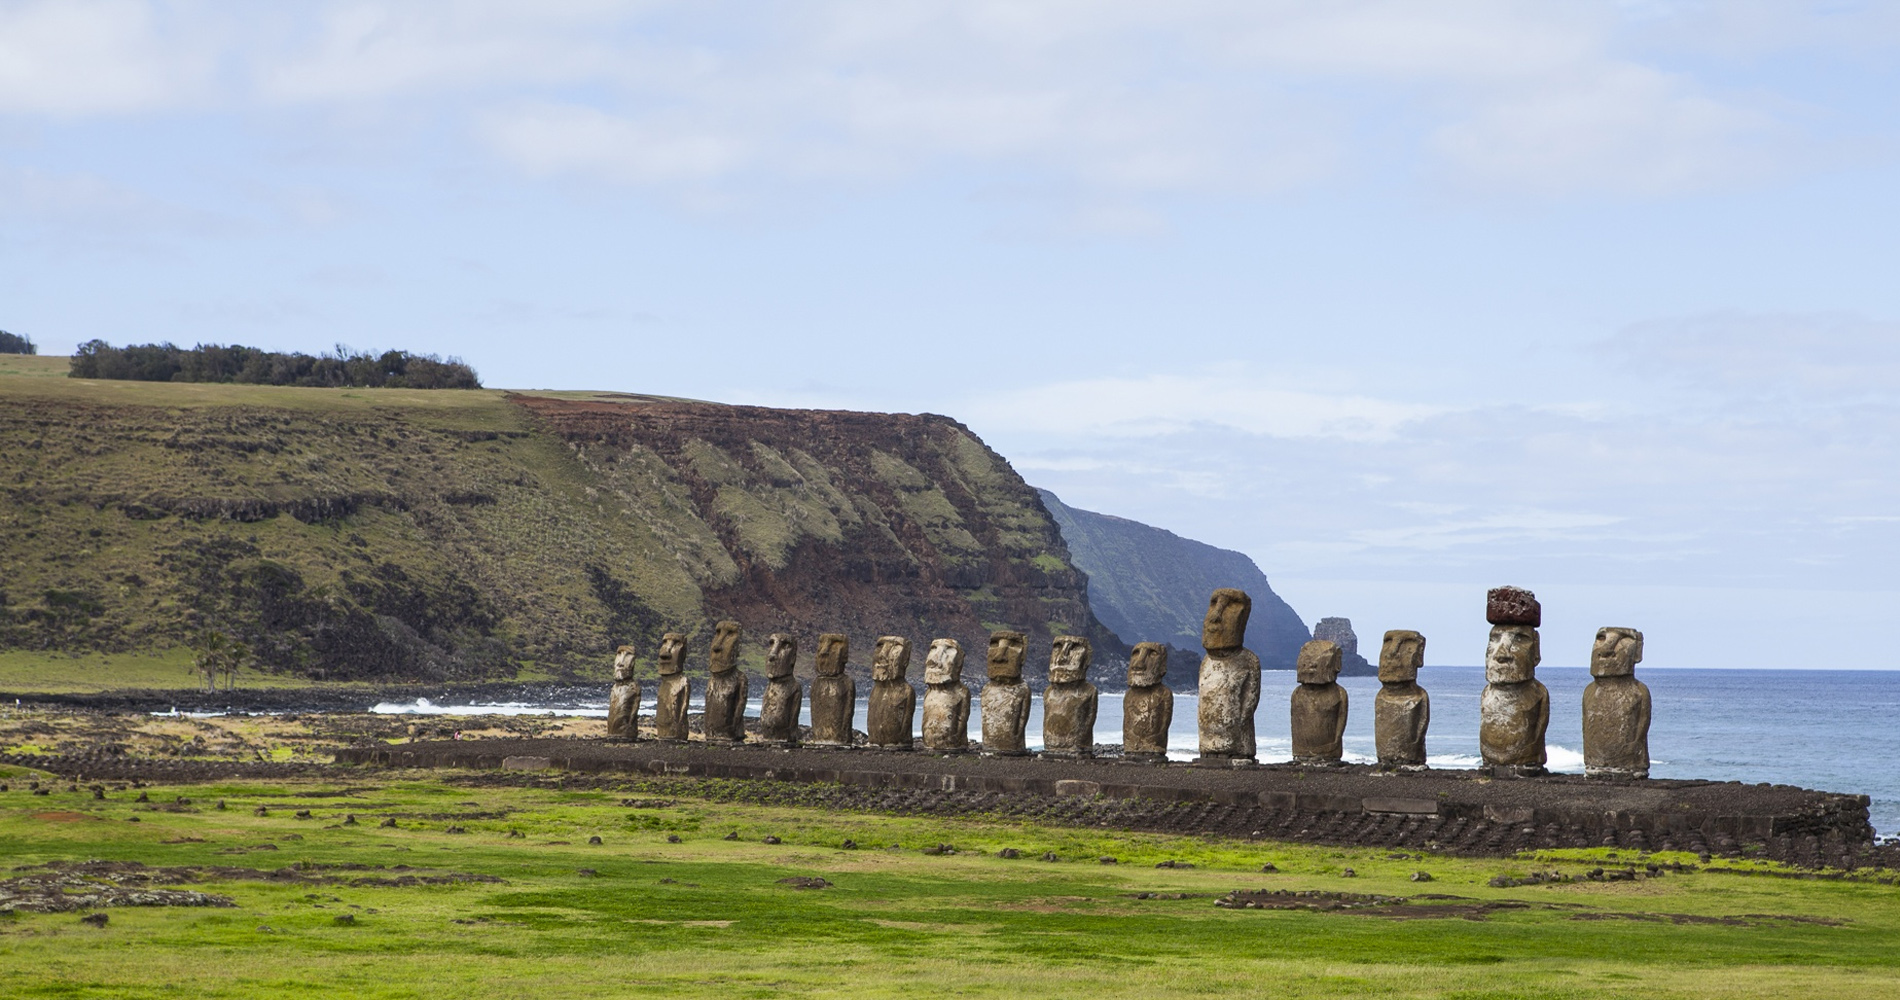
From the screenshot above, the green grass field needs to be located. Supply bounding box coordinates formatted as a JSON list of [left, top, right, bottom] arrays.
[[3, 767, 1897, 999]]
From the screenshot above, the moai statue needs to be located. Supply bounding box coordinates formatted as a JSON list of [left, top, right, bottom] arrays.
[[702, 620, 748, 744], [1583, 627, 1650, 779], [1197, 589, 1261, 763], [1373, 630, 1429, 770], [1479, 587, 1549, 775], [807, 633, 856, 748], [920, 639, 972, 754], [653, 632, 691, 742], [1289, 639, 1348, 764], [1040, 635, 1098, 759], [866, 636, 917, 750], [979, 630, 1031, 756], [1121, 642, 1173, 763], [757, 633, 803, 746], [606, 645, 641, 740]]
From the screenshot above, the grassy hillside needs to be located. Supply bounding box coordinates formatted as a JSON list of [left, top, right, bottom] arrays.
[[0, 359, 1107, 687]]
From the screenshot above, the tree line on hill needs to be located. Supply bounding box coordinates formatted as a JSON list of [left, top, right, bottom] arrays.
[[0, 330, 34, 354], [68, 340, 481, 389]]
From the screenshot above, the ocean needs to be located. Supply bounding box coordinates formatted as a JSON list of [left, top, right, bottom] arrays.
[[372, 666, 1900, 836]]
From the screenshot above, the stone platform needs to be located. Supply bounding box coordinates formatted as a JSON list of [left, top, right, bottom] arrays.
[[336, 739, 1874, 857]]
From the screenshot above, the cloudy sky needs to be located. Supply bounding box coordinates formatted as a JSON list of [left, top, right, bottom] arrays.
[[7, 1, 1900, 668]]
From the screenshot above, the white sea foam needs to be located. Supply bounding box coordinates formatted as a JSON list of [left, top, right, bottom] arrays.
[[369, 698, 606, 718]]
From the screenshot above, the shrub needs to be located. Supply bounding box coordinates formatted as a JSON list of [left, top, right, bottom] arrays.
[[69, 340, 480, 388]]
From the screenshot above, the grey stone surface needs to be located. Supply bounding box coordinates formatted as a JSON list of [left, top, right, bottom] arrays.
[[1040, 635, 1098, 759], [1122, 642, 1173, 761], [606, 645, 641, 740], [809, 633, 856, 747], [1290, 639, 1347, 764], [1374, 630, 1429, 769], [1197, 589, 1261, 761], [980, 630, 1031, 756], [703, 620, 748, 744], [866, 635, 917, 750], [1480, 625, 1549, 772], [653, 632, 691, 742], [1584, 627, 1650, 778], [920, 638, 971, 754], [758, 633, 802, 745]]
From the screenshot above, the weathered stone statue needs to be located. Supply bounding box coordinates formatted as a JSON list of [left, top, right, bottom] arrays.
[[757, 633, 803, 746], [1583, 627, 1650, 779], [1196, 589, 1261, 763], [606, 645, 641, 740], [702, 620, 749, 744], [1040, 635, 1098, 758], [1480, 622, 1550, 775], [1122, 642, 1173, 762], [653, 632, 691, 742], [979, 630, 1031, 756], [808, 633, 856, 747], [1373, 630, 1429, 770], [866, 635, 917, 750], [920, 638, 971, 754], [1290, 639, 1347, 764]]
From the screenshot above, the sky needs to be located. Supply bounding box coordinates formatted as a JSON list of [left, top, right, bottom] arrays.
[[5, 1, 1900, 669]]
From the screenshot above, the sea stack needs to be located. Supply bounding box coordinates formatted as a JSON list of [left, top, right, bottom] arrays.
[[1479, 586, 1550, 775], [1196, 589, 1261, 764], [1373, 630, 1429, 770], [1582, 627, 1651, 779]]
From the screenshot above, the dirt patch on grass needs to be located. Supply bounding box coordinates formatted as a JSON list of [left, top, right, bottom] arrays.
[[29, 811, 96, 822]]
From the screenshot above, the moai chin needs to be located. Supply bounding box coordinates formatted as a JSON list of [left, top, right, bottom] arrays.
[[606, 645, 641, 740], [757, 633, 803, 746], [1480, 622, 1550, 774], [1583, 627, 1650, 779], [653, 632, 691, 741], [1196, 589, 1261, 763], [1040, 636, 1098, 759], [1121, 642, 1173, 762], [807, 633, 856, 747], [1373, 630, 1429, 770], [702, 620, 748, 744], [919, 638, 971, 754], [1289, 639, 1347, 765], [866, 636, 917, 750], [979, 630, 1031, 756]]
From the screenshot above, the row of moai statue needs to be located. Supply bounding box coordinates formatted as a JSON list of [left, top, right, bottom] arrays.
[[603, 585, 1651, 777]]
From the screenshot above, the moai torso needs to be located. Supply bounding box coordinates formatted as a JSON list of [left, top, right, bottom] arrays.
[[1121, 642, 1173, 761], [1583, 627, 1651, 778], [757, 633, 803, 746], [1197, 589, 1261, 761], [1479, 619, 1549, 772], [807, 634, 856, 747], [1373, 630, 1429, 769], [979, 631, 1031, 756], [866, 636, 916, 749], [703, 620, 749, 744], [919, 639, 971, 753], [653, 632, 691, 742], [1290, 639, 1348, 764], [607, 646, 641, 740], [1040, 635, 1098, 758]]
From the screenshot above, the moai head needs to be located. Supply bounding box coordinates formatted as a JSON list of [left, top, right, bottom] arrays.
[[1591, 627, 1644, 677], [657, 633, 688, 676], [766, 633, 798, 679], [613, 645, 637, 682], [1484, 625, 1540, 684], [1296, 639, 1342, 684], [923, 638, 964, 685], [872, 636, 913, 682], [1378, 630, 1425, 684], [815, 634, 849, 677], [987, 630, 1027, 682], [1048, 635, 1091, 685], [1127, 642, 1168, 688], [1202, 588, 1252, 653], [709, 620, 741, 674]]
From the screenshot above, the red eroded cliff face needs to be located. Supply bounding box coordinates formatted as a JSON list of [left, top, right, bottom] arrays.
[[509, 394, 1124, 680]]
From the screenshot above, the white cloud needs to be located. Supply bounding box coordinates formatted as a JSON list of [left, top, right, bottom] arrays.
[[0, 0, 215, 115], [1603, 311, 1900, 398]]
